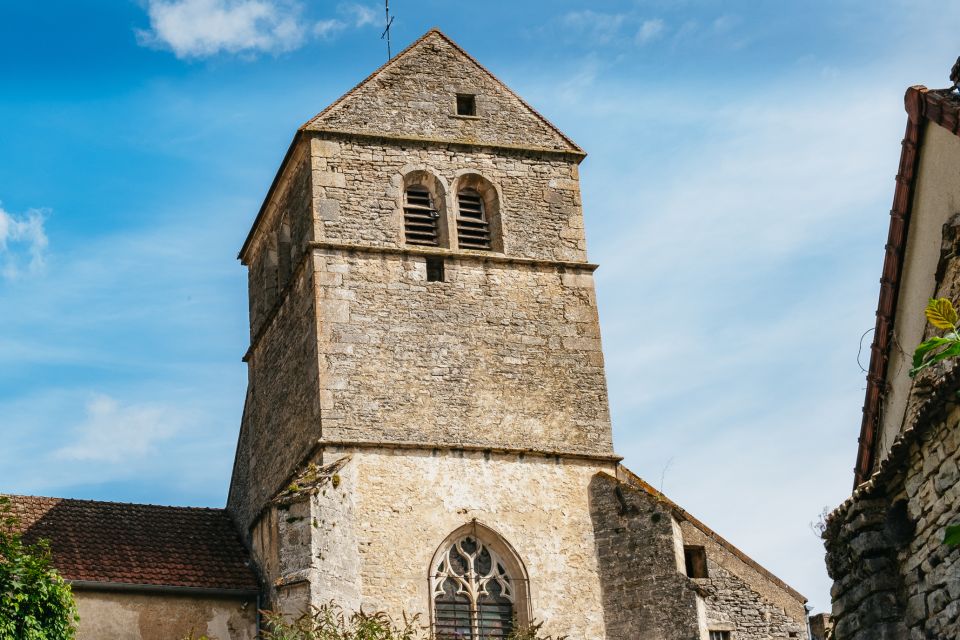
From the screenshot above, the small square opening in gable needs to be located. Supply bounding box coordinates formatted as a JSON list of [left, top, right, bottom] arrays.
[[456, 94, 476, 116], [684, 546, 708, 579]]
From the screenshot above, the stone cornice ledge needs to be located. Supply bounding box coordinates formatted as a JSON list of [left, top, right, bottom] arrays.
[[318, 438, 623, 464], [308, 241, 599, 272], [306, 128, 587, 161]]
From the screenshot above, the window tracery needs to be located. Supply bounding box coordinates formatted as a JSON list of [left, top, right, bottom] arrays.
[[432, 535, 516, 639]]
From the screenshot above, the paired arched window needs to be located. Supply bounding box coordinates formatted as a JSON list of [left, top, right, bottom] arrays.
[[401, 171, 502, 252], [430, 525, 528, 639]]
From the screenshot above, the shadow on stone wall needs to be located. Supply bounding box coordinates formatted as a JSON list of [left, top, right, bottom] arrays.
[[588, 472, 702, 640]]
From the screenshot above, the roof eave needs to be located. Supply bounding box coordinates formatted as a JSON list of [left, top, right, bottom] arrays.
[[853, 85, 960, 487]]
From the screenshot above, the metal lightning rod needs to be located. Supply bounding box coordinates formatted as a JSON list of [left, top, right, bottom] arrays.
[[381, 0, 395, 60]]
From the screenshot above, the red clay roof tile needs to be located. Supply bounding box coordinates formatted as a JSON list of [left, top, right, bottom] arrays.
[[3, 494, 257, 592]]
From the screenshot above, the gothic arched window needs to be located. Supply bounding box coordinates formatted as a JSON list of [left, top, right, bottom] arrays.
[[430, 525, 529, 639]]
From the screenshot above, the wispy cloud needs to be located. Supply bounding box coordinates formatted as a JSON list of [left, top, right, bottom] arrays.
[[54, 394, 185, 463], [340, 2, 378, 28], [136, 0, 381, 58], [0, 203, 48, 280], [561, 10, 628, 45], [636, 18, 665, 44], [137, 0, 307, 58]]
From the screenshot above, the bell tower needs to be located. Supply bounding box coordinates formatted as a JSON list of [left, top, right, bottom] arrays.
[[228, 29, 618, 637]]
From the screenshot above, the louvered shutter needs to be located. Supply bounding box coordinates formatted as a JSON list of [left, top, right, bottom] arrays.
[[456, 189, 492, 251], [404, 186, 439, 246]]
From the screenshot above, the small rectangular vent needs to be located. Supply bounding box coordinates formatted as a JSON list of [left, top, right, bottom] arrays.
[[426, 257, 445, 282], [404, 186, 439, 246], [456, 190, 491, 251]]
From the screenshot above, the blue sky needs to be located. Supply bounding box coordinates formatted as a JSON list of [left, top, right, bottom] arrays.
[[2, 0, 959, 612]]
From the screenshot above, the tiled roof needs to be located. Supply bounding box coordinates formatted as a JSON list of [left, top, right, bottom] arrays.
[[3, 494, 258, 592], [854, 86, 960, 486]]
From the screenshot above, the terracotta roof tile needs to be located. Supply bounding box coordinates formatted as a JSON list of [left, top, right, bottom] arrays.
[[3, 494, 258, 592]]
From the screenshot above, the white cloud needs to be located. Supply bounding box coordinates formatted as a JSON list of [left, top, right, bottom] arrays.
[[561, 10, 628, 44], [340, 2, 378, 28], [136, 0, 381, 57], [636, 18, 665, 44], [54, 394, 184, 463], [0, 204, 48, 280], [313, 18, 346, 39], [137, 0, 307, 58]]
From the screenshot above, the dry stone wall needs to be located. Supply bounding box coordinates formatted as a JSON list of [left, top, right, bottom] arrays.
[[825, 395, 960, 640]]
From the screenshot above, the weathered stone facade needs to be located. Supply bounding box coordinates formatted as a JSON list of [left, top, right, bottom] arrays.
[[73, 589, 256, 640], [228, 28, 810, 640]]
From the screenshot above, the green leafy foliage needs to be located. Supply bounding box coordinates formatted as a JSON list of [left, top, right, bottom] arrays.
[[260, 604, 423, 640], [944, 523, 960, 547], [254, 603, 564, 640], [910, 298, 960, 377], [926, 297, 960, 329], [0, 497, 79, 640]]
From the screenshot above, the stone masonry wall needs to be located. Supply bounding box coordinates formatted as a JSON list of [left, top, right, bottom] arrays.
[[589, 472, 704, 640], [228, 261, 321, 530], [293, 448, 617, 639], [311, 249, 613, 456], [680, 521, 809, 639], [825, 401, 960, 640], [247, 144, 313, 339], [310, 136, 587, 262], [306, 31, 578, 153], [696, 561, 806, 639]]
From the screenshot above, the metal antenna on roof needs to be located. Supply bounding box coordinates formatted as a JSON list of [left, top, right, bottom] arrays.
[[381, 0, 395, 61]]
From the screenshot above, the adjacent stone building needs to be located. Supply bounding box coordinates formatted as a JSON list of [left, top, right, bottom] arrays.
[[823, 82, 960, 640], [4, 28, 810, 640]]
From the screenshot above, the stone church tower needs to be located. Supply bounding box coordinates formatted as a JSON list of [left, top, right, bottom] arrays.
[[227, 28, 810, 640]]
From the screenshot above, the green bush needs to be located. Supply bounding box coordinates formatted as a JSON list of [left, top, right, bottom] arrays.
[[0, 497, 79, 640], [257, 603, 565, 640]]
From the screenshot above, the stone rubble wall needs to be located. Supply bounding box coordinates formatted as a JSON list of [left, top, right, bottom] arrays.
[[824, 402, 960, 640], [679, 521, 809, 639], [696, 562, 806, 639]]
